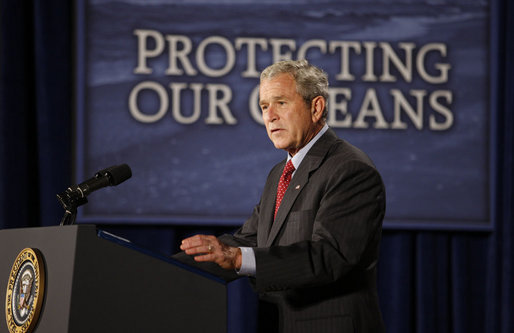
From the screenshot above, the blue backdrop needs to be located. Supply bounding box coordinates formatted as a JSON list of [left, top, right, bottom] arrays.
[[77, 0, 493, 230], [0, 0, 512, 332]]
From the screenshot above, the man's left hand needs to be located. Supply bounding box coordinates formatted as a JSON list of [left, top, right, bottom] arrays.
[[180, 234, 242, 270]]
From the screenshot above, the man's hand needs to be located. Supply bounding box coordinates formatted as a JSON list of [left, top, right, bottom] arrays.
[[180, 234, 242, 270]]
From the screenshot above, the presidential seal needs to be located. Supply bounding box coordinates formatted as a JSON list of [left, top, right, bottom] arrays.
[[5, 248, 45, 333]]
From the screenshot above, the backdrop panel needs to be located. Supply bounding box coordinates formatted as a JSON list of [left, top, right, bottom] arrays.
[[75, 0, 494, 229]]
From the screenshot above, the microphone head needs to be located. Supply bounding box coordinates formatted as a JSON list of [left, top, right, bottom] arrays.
[[97, 164, 132, 186]]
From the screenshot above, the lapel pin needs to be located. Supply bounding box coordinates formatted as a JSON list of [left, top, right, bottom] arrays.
[[295, 185, 300, 190]]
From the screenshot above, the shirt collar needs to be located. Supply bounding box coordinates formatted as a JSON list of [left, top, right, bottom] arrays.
[[288, 123, 329, 171]]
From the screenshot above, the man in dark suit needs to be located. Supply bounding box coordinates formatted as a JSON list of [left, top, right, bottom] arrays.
[[180, 60, 386, 332]]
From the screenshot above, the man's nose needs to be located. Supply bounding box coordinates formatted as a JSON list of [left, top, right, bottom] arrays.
[[264, 105, 278, 122]]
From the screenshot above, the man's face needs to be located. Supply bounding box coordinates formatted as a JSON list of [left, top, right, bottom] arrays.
[[259, 73, 322, 156]]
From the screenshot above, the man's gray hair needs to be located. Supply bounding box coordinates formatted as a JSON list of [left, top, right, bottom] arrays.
[[260, 59, 329, 119]]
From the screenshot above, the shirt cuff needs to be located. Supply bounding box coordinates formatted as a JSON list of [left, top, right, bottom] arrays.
[[236, 247, 256, 276]]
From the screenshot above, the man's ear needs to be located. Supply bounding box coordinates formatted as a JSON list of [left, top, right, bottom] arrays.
[[311, 96, 325, 122]]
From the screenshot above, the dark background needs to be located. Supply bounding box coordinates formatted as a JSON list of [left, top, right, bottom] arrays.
[[0, 1, 512, 332]]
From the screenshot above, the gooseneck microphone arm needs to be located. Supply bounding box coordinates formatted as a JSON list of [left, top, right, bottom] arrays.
[[57, 164, 132, 225]]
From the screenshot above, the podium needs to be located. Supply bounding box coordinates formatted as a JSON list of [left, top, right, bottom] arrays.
[[0, 225, 254, 333]]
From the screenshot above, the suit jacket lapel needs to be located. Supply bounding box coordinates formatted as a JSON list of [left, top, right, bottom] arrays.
[[257, 163, 283, 247], [265, 129, 338, 246]]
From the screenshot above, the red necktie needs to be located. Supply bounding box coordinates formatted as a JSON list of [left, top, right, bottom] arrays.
[[274, 160, 295, 219]]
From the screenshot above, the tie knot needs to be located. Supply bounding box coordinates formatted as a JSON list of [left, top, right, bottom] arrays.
[[283, 160, 295, 176]]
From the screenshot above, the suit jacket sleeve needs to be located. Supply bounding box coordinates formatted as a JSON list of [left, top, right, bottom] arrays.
[[217, 199, 261, 248]]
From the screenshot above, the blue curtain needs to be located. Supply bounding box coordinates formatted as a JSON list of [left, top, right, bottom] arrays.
[[0, 1, 512, 332], [0, 0, 72, 228]]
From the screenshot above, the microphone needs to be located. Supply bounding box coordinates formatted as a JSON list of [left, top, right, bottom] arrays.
[[76, 164, 132, 198], [57, 164, 132, 212]]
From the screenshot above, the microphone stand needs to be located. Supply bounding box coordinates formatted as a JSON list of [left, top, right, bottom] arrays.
[[57, 188, 88, 226], [59, 208, 77, 226]]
